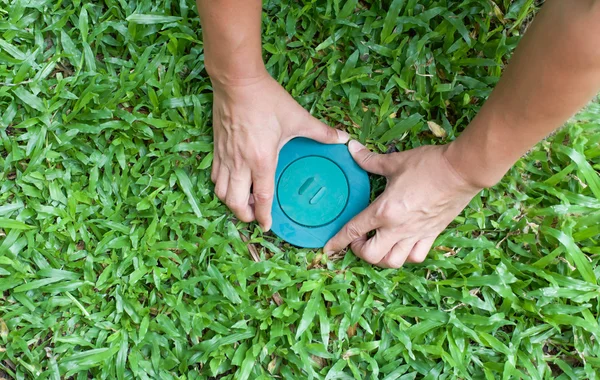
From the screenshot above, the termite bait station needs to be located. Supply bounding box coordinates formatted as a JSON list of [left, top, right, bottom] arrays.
[[271, 137, 370, 248]]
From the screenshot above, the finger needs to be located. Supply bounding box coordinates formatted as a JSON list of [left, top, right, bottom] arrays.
[[378, 239, 417, 269], [298, 113, 350, 145], [251, 161, 276, 231], [214, 166, 229, 201], [347, 234, 367, 257], [324, 201, 381, 254], [347, 140, 393, 176], [226, 168, 254, 223], [353, 228, 398, 265], [405, 237, 435, 264]]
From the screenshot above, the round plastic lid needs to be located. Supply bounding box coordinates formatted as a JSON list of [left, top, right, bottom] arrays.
[[271, 137, 370, 248]]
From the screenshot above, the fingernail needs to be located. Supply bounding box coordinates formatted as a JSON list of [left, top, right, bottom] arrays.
[[348, 140, 365, 153], [337, 130, 350, 143]]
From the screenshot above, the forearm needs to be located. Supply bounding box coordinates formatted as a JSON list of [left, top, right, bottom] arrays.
[[445, 0, 600, 188], [196, 0, 266, 84]]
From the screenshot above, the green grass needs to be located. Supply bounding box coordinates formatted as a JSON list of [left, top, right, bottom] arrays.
[[1, 0, 600, 378]]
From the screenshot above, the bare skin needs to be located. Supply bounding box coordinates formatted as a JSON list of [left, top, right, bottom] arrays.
[[322, 141, 480, 268], [197, 0, 348, 232], [324, 0, 600, 266], [197, 0, 600, 267]]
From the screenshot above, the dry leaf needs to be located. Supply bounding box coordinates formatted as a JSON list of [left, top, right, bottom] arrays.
[[342, 349, 359, 360], [271, 292, 283, 306], [311, 355, 328, 368], [239, 232, 261, 262], [427, 121, 447, 138], [0, 318, 7, 339], [268, 357, 277, 374], [347, 323, 357, 338], [308, 253, 324, 269], [491, 0, 506, 24]]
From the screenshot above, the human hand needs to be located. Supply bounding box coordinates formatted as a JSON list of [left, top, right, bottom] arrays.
[[324, 140, 482, 268], [211, 73, 349, 231]]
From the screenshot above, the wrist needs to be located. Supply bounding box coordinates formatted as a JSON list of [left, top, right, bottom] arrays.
[[442, 141, 501, 190], [206, 59, 268, 88], [442, 112, 517, 189]]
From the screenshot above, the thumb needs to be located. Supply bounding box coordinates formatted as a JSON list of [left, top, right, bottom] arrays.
[[348, 140, 391, 176], [300, 115, 350, 145]]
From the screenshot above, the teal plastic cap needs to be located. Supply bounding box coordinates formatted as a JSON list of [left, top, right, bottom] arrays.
[[271, 138, 370, 248]]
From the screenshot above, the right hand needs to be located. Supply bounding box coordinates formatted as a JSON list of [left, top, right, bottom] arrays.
[[324, 141, 482, 268], [210, 72, 349, 231]]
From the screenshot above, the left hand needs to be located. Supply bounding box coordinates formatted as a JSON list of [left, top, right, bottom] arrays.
[[210, 74, 349, 231], [324, 140, 482, 268]]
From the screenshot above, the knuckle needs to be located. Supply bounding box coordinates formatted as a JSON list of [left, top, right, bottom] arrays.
[[323, 126, 337, 139], [412, 255, 426, 263], [385, 255, 404, 268], [237, 213, 254, 223], [374, 201, 394, 221], [361, 152, 375, 166], [411, 251, 428, 263], [345, 222, 362, 241], [225, 197, 245, 211], [361, 249, 381, 265], [363, 257, 379, 265], [361, 152, 383, 170], [253, 191, 273, 203], [215, 187, 227, 200], [382, 208, 396, 223]]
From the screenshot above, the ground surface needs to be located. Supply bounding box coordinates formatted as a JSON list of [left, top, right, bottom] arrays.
[[1, 0, 600, 379]]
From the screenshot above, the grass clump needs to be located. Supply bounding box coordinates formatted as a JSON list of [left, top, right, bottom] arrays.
[[1, 0, 600, 378]]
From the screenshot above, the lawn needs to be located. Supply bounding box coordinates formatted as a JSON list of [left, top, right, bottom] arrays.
[[1, 0, 600, 379]]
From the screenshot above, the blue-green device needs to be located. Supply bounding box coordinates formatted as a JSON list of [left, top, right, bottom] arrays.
[[271, 138, 370, 248]]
